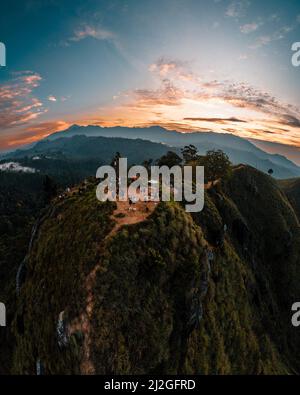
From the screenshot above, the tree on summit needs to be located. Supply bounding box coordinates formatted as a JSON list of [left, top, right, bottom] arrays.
[[204, 149, 232, 183], [157, 151, 182, 168], [181, 145, 199, 164]]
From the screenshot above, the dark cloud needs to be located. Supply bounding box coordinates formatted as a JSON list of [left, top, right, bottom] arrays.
[[0, 120, 69, 150], [184, 116, 246, 124], [280, 114, 300, 127]]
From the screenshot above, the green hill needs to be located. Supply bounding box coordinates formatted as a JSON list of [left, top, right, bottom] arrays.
[[278, 178, 300, 221], [11, 166, 300, 374], [0, 172, 51, 373], [5, 135, 176, 164]]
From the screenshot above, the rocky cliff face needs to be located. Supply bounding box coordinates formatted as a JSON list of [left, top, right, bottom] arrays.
[[12, 167, 300, 374]]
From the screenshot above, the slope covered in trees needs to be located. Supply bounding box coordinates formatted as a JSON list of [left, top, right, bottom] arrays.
[[0, 172, 52, 373], [279, 178, 300, 221], [11, 166, 300, 374]]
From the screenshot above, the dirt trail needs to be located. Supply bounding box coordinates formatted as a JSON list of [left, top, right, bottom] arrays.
[[68, 170, 242, 373], [68, 197, 156, 374], [109, 199, 156, 236]]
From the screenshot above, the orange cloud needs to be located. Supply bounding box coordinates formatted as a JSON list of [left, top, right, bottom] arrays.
[[0, 121, 70, 150], [86, 59, 300, 147], [2, 59, 299, 152], [0, 71, 46, 129]]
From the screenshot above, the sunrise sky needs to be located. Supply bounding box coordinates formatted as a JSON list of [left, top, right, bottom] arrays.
[[0, 0, 300, 161]]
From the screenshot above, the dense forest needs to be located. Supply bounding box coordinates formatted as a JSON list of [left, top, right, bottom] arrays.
[[0, 159, 299, 374]]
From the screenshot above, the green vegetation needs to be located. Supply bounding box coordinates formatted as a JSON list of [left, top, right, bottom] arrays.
[[180, 146, 232, 184], [0, 172, 54, 374], [12, 181, 116, 374], [181, 145, 200, 164], [10, 165, 300, 374], [157, 151, 182, 168], [202, 149, 232, 183], [279, 177, 300, 221], [90, 202, 206, 374]]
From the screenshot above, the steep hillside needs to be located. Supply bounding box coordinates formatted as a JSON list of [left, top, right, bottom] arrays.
[[0, 172, 51, 374], [223, 167, 300, 372], [279, 178, 300, 220], [12, 167, 300, 374]]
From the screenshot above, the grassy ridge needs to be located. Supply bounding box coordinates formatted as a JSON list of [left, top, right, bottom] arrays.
[[279, 178, 300, 221], [11, 167, 300, 374]]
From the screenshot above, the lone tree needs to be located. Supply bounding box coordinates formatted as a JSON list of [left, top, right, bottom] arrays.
[[157, 151, 182, 168], [204, 149, 231, 183], [181, 144, 199, 164], [268, 168, 274, 176]]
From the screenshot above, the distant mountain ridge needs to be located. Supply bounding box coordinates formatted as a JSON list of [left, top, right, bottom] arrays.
[[1, 135, 177, 186], [4, 134, 175, 163], [3, 125, 300, 179], [47, 125, 300, 178]]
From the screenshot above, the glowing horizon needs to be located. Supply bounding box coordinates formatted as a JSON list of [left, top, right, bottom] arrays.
[[0, 0, 299, 161]]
